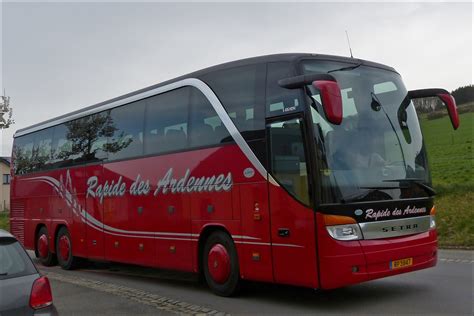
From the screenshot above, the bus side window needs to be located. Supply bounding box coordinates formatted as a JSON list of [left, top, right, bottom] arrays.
[[108, 100, 145, 161], [269, 118, 310, 205], [51, 124, 73, 169], [13, 134, 35, 175], [32, 127, 53, 171], [266, 62, 303, 117], [144, 87, 190, 155], [189, 87, 231, 147], [200, 64, 266, 140]]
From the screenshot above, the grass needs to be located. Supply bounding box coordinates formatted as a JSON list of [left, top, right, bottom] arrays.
[[420, 111, 474, 248], [0, 211, 9, 231]]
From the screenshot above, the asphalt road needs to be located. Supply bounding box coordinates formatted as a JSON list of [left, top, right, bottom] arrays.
[[32, 250, 473, 315]]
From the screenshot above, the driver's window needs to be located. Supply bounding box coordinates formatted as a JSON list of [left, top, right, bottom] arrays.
[[268, 118, 310, 205]]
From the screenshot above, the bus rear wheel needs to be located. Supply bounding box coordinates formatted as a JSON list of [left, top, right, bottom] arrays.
[[203, 231, 240, 297], [36, 226, 57, 266], [56, 227, 80, 270]]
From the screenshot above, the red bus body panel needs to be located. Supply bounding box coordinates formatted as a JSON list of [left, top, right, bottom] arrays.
[[11, 143, 436, 290]]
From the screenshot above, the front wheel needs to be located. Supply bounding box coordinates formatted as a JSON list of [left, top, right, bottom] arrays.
[[202, 231, 240, 297], [56, 227, 81, 270]]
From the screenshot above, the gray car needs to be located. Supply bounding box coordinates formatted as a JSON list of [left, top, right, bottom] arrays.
[[0, 229, 58, 316]]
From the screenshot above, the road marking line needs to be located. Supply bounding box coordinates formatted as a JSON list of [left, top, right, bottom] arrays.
[[45, 271, 227, 315], [439, 258, 474, 265]]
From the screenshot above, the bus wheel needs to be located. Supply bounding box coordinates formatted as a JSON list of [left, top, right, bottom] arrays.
[[36, 227, 57, 266], [203, 231, 240, 296], [56, 227, 80, 270]]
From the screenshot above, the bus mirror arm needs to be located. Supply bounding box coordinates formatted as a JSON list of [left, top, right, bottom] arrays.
[[408, 88, 459, 130], [278, 74, 343, 125]]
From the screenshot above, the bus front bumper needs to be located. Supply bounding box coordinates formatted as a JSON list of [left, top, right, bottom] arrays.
[[318, 226, 437, 289]]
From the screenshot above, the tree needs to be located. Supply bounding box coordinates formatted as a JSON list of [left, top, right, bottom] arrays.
[[451, 85, 474, 105], [59, 112, 131, 162], [0, 94, 14, 129]]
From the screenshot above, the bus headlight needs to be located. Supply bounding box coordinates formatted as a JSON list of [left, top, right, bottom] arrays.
[[326, 224, 363, 241]]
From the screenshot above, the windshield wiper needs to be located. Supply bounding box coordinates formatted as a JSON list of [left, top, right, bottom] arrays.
[[383, 178, 436, 196], [327, 62, 363, 74], [341, 188, 394, 204]]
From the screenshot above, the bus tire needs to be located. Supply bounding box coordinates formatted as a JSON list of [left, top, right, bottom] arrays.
[[56, 227, 80, 270], [203, 231, 240, 297], [36, 226, 57, 266]]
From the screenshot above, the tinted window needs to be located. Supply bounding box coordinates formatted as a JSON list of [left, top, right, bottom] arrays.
[[32, 127, 53, 171], [266, 62, 304, 117], [189, 87, 231, 147], [144, 87, 190, 155], [51, 123, 73, 168], [0, 239, 37, 280], [269, 117, 310, 205], [108, 101, 145, 161], [13, 134, 34, 175], [201, 64, 265, 139], [88, 112, 111, 162], [58, 111, 112, 164]]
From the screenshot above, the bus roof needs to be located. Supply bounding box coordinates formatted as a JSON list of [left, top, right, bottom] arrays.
[[15, 53, 396, 137]]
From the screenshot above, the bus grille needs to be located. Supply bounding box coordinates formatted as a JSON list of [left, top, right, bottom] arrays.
[[10, 200, 25, 244]]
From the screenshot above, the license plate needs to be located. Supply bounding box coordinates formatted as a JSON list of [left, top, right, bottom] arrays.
[[390, 257, 413, 270]]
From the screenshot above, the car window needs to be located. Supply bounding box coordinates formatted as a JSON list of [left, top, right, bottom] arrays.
[[0, 239, 37, 280]]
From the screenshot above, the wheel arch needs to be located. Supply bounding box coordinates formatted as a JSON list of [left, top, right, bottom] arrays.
[[197, 224, 233, 277]]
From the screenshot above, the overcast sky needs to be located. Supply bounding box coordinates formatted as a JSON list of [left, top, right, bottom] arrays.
[[1, 1, 472, 155]]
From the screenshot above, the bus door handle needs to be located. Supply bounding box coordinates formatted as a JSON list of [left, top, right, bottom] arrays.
[[278, 228, 290, 237]]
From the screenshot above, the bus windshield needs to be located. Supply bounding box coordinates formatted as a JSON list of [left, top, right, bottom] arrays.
[[302, 60, 432, 204]]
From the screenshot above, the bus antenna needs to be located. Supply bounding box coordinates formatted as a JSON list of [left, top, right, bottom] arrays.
[[345, 30, 354, 58]]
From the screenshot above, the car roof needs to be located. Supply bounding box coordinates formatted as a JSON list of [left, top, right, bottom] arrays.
[[0, 229, 15, 239]]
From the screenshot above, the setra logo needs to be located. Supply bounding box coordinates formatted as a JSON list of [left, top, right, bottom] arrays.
[[382, 223, 418, 232]]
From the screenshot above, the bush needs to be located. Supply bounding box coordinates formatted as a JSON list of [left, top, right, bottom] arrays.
[[427, 111, 446, 120], [457, 103, 474, 114]]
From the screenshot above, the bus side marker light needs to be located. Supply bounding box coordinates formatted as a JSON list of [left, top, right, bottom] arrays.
[[207, 205, 214, 213], [252, 252, 260, 261], [114, 241, 119, 248], [253, 213, 262, 221], [169, 245, 176, 253], [430, 206, 436, 229], [139, 243, 144, 251]]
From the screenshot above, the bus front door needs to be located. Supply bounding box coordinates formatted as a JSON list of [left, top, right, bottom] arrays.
[[267, 117, 319, 288]]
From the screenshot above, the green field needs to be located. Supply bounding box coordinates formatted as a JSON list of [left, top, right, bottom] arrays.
[[420, 112, 473, 248]]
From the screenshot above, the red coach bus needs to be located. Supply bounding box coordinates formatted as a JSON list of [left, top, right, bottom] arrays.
[[10, 54, 459, 296]]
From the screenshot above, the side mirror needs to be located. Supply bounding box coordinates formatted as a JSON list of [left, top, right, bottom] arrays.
[[312, 80, 343, 125], [278, 73, 343, 125], [408, 88, 459, 130]]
